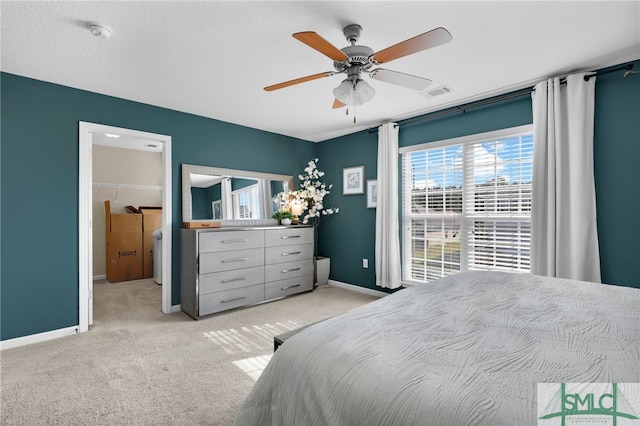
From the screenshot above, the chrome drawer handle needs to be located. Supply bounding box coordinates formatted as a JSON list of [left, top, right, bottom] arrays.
[[221, 238, 249, 243], [281, 235, 300, 239], [221, 296, 246, 303], [220, 277, 246, 284], [281, 284, 301, 290], [281, 251, 301, 256], [222, 257, 249, 263], [281, 267, 301, 273]]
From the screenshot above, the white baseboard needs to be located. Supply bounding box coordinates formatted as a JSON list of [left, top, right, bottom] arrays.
[[0, 326, 79, 351], [93, 274, 106, 281], [171, 304, 182, 313], [327, 280, 388, 298]]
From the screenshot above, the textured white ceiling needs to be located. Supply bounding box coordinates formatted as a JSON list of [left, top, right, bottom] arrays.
[[2, 1, 639, 142]]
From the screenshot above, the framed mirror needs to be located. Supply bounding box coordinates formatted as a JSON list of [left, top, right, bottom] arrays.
[[181, 164, 294, 226]]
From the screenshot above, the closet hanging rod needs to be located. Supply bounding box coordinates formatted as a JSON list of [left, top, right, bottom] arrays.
[[93, 182, 163, 191]]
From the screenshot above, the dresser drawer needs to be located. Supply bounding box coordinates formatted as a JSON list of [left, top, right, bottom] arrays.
[[199, 230, 264, 253], [199, 266, 264, 294], [265, 259, 314, 282], [265, 227, 313, 247], [199, 248, 264, 274], [265, 243, 313, 265], [265, 275, 313, 300], [199, 284, 264, 316]]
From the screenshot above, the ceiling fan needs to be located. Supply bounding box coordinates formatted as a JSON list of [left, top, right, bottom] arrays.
[[264, 24, 453, 115]]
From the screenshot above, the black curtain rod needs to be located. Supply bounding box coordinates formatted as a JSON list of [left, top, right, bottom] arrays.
[[373, 86, 534, 131], [392, 86, 534, 129], [369, 63, 634, 132], [584, 63, 634, 81]]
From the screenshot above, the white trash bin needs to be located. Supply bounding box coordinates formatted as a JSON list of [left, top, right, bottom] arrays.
[[152, 228, 162, 285]]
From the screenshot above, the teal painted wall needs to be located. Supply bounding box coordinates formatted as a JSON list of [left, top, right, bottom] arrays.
[[0, 72, 316, 341], [593, 60, 640, 287], [317, 96, 533, 293], [314, 131, 380, 290], [317, 60, 640, 290]]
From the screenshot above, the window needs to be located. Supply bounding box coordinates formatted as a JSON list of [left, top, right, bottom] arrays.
[[400, 125, 533, 284], [232, 184, 261, 219]]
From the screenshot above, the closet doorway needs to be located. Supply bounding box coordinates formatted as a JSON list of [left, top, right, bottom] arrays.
[[78, 122, 172, 333]]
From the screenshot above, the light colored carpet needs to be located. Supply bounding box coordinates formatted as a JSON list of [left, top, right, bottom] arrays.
[[0, 279, 379, 425]]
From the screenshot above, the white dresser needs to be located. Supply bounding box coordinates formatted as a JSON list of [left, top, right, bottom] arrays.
[[180, 226, 314, 319]]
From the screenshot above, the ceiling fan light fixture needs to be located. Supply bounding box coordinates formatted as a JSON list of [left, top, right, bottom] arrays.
[[333, 79, 353, 103], [354, 79, 375, 104], [333, 79, 375, 106]]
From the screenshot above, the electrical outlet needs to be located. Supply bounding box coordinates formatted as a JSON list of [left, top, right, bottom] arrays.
[[362, 258, 368, 269]]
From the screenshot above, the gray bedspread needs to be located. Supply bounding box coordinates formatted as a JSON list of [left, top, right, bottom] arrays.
[[233, 271, 640, 425]]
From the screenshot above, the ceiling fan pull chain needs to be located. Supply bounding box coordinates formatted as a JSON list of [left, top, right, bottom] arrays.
[[353, 85, 357, 124]]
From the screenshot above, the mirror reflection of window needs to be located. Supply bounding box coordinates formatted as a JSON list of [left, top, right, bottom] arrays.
[[231, 179, 261, 219]]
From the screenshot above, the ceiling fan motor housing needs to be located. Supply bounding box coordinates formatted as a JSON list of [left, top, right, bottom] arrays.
[[333, 45, 374, 73]]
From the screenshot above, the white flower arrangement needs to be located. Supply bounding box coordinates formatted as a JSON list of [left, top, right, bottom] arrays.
[[275, 158, 338, 258], [295, 158, 339, 224]]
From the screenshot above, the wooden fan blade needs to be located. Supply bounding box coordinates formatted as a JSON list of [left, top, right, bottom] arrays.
[[332, 99, 345, 109], [264, 72, 333, 91], [293, 32, 349, 62], [370, 69, 432, 91], [371, 27, 452, 64]]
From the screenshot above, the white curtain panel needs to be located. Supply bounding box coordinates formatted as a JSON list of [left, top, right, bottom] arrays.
[[375, 123, 402, 289], [531, 73, 601, 282]]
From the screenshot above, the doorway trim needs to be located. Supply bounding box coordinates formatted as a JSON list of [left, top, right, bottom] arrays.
[[78, 122, 172, 333]]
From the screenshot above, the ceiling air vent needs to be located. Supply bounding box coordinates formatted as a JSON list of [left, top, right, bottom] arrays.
[[420, 84, 454, 98]]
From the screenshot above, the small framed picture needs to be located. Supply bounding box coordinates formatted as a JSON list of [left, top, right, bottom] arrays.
[[367, 180, 378, 208], [212, 200, 222, 220], [343, 165, 364, 195]]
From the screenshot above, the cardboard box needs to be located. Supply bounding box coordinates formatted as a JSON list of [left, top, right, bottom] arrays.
[[182, 221, 221, 229], [140, 207, 162, 279], [105, 201, 143, 283]]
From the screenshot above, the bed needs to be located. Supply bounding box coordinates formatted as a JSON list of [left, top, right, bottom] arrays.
[[233, 271, 640, 425]]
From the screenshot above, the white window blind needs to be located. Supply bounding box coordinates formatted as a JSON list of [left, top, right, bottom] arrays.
[[401, 125, 533, 284], [233, 184, 261, 219]]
